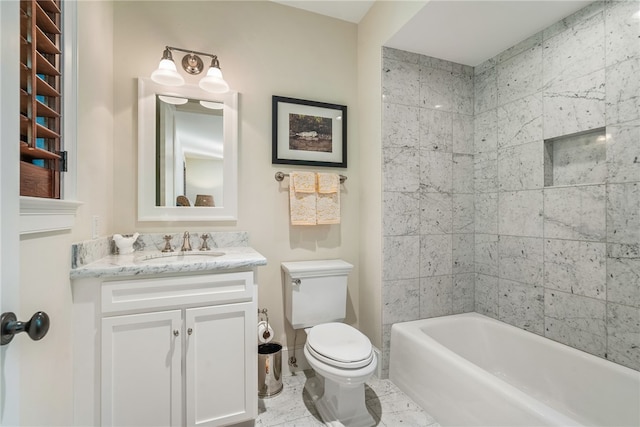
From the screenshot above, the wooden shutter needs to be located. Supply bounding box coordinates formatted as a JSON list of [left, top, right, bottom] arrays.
[[20, 0, 62, 198]]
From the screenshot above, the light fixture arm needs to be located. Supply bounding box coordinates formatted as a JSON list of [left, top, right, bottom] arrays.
[[165, 46, 220, 66]]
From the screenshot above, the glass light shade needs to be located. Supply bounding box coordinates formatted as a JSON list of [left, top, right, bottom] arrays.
[[199, 66, 229, 93], [199, 100, 224, 110], [151, 58, 185, 86], [158, 95, 188, 105]]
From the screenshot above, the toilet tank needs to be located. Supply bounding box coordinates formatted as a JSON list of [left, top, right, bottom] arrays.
[[282, 260, 354, 329]]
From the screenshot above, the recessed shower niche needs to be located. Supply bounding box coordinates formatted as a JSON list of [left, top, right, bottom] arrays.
[[544, 128, 607, 187]]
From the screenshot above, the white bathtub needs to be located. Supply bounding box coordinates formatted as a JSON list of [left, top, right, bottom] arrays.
[[389, 313, 640, 427]]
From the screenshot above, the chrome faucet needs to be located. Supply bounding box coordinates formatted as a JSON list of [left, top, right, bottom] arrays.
[[181, 231, 192, 251]]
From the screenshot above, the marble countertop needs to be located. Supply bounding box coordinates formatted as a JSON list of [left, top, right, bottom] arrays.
[[70, 246, 267, 279]]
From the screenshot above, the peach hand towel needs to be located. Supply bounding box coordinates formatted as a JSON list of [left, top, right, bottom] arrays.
[[289, 171, 317, 225], [316, 173, 340, 225]]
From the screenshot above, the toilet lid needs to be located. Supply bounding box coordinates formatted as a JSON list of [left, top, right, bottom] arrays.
[[306, 323, 373, 368]]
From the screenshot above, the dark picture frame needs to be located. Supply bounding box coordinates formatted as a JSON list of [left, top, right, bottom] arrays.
[[272, 96, 347, 168]]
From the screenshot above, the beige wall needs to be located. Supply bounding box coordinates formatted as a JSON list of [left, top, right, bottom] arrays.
[[18, 1, 115, 424], [14, 1, 426, 422], [112, 1, 359, 353], [357, 1, 427, 352]]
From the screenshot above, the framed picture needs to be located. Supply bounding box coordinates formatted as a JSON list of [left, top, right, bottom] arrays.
[[272, 96, 347, 168]]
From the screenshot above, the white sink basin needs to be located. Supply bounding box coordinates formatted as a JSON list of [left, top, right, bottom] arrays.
[[136, 251, 225, 264]]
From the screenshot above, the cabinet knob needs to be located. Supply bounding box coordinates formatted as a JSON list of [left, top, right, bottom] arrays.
[[173, 330, 180, 337], [187, 328, 193, 335]]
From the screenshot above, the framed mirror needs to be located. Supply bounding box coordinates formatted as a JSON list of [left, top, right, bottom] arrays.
[[138, 78, 238, 221]]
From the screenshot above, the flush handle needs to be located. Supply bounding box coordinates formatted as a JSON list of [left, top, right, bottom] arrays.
[[0, 311, 50, 346], [292, 278, 301, 286]]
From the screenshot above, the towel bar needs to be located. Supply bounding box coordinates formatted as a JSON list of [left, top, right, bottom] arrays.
[[274, 171, 347, 183]]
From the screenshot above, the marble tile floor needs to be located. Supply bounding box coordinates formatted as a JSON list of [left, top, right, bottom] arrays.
[[255, 370, 439, 427]]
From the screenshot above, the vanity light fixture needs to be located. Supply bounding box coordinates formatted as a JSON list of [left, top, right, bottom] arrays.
[[151, 46, 229, 93]]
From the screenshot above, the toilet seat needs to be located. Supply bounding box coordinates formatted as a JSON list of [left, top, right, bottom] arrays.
[[306, 323, 374, 369]]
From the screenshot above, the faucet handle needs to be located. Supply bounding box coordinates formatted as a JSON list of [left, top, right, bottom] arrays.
[[200, 233, 210, 251], [181, 231, 192, 252], [162, 235, 174, 252]]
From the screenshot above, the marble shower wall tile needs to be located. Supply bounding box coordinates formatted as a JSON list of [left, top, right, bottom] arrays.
[[605, 0, 640, 67], [542, 11, 605, 88], [420, 150, 452, 193], [497, 45, 543, 106], [420, 234, 453, 277], [383, 236, 420, 281], [543, 69, 606, 139], [453, 154, 474, 193], [453, 273, 475, 314], [382, 58, 420, 106], [452, 194, 474, 234], [498, 278, 544, 335], [606, 182, 640, 245], [543, 1, 605, 41], [497, 94, 543, 149], [383, 147, 420, 192], [475, 274, 499, 319], [453, 234, 474, 274], [605, 57, 640, 126], [475, 233, 499, 276], [382, 103, 419, 149], [474, 151, 498, 193], [420, 275, 453, 317], [498, 235, 544, 286], [498, 141, 544, 191], [420, 67, 473, 114], [606, 302, 640, 370], [543, 185, 607, 241], [419, 108, 452, 151], [420, 191, 452, 235], [383, 192, 420, 236], [474, 192, 498, 234], [607, 244, 640, 308], [383, 46, 420, 63], [452, 113, 474, 154], [474, 67, 497, 114], [546, 129, 608, 186], [606, 122, 640, 184], [496, 32, 543, 65], [545, 289, 607, 357], [544, 239, 606, 299], [382, 279, 420, 324], [474, 109, 498, 153], [498, 190, 544, 237]]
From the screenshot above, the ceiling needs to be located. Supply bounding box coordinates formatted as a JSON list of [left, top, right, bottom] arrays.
[[274, 0, 595, 66]]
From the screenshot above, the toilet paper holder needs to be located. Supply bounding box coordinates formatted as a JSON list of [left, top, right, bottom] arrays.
[[258, 308, 272, 342]]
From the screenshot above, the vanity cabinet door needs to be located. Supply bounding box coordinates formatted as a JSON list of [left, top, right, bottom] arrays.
[[102, 310, 182, 427], [185, 301, 257, 426]]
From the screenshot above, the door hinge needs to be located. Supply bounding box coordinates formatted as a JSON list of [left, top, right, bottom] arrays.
[[58, 150, 68, 172]]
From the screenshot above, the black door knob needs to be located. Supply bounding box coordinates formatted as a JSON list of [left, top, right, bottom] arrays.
[[0, 311, 50, 345]]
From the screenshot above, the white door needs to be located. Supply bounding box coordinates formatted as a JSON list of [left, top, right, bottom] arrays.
[[185, 302, 257, 427], [102, 310, 183, 427], [0, 0, 22, 425]]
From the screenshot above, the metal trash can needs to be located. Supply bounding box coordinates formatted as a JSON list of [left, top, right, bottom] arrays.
[[258, 342, 283, 398]]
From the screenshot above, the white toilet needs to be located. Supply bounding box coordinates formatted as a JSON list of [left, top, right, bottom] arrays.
[[282, 260, 377, 427]]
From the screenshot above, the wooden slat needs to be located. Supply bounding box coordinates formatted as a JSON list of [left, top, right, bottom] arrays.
[[35, 122, 60, 139], [34, 2, 60, 35], [37, 0, 60, 14], [35, 76, 60, 97], [35, 26, 60, 55], [35, 50, 60, 76], [20, 144, 61, 160], [36, 99, 59, 118]]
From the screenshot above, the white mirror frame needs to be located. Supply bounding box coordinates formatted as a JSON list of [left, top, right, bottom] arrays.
[[137, 78, 238, 221]]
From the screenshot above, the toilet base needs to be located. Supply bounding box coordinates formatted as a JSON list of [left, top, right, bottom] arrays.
[[305, 375, 376, 427]]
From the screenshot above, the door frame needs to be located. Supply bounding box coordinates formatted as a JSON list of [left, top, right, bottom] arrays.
[[0, 0, 22, 424]]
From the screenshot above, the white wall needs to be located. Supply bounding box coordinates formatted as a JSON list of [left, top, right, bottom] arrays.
[[112, 1, 359, 356]]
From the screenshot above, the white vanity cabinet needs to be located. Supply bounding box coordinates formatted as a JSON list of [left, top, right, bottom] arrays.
[[72, 270, 258, 427]]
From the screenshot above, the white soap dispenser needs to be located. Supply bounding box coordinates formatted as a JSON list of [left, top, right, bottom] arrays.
[[113, 233, 140, 255]]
